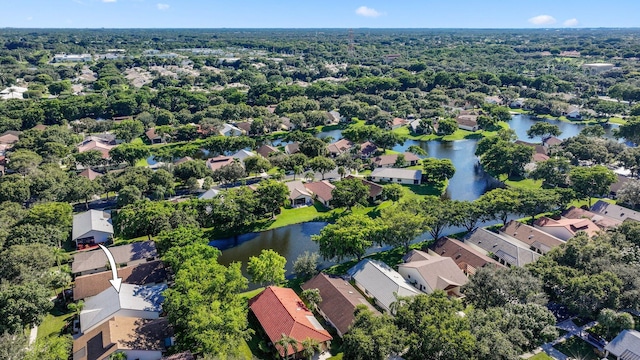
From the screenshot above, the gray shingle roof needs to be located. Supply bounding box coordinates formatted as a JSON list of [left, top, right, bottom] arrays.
[[72, 241, 157, 274], [72, 210, 114, 241], [464, 228, 541, 267], [347, 259, 420, 312], [370, 167, 422, 181], [591, 200, 640, 223], [605, 330, 640, 358]]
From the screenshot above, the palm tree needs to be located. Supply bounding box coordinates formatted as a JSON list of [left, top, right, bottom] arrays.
[[301, 337, 322, 360], [275, 333, 299, 360], [293, 165, 303, 180], [337, 166, 346, 179], [51, 247, 68, 270]]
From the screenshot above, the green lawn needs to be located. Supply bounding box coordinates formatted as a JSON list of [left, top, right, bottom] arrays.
[[37, 305, 74, 341], [393, 121, 509, 142], [239, 287, 265, 301], [553, 336, 607, 360], [504, 178, 543, 190], [527, 352, 554, 360], [134, 157, 149, 167]]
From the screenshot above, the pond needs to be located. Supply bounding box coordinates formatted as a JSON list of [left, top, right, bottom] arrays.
[[509, 114, 619, 142]]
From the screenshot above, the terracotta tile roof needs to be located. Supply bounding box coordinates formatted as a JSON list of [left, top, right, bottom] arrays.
[[79, 168, 103, 181], [327, 139, 354, 155], [534, 216, 601, 238], [532, 153, 550, 162], [73, 260, 168, 300], [398, 250, 468, 293], [77, 141, 115, 159], [73, 316, 171, 360], [302, 273, 380, 336], [304, 180, 335, 203], [359, 141, 378, 156], [257, 144, 279, 158], [0, 131, 20, 144], [544, 136, 563, 146], [345, 175, 383, 199], [500, 220, 564, 254], [372, 152, 420, 167], [562, 206, 622, 229], [145, 128, 160, 140], [206, 155, 234, 171], [429, 237, 503, 274], [392, 118, 408, 127], [249, 286, 332, 357]]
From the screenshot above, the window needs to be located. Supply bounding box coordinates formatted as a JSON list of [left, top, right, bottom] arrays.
[[414, 180, 419, 185]]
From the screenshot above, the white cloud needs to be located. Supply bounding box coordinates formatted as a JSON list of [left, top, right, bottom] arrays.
[[157, 3, 170, 10], [102, 0, 117, 3], [564, 18, 579, 27], [355, 6, 382, 18], [528, 15, 557, 25]]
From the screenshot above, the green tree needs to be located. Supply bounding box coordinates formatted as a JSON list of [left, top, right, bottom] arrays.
[[247, 249, 287, 285], [618, 179, 640, 209], [422, 158, 455, 184], [343, 306, 406, 360], [308, 156, 336, 180], [65, 175, 103, 209], [116, 185, 142, 208], [299, 137, 328, 158], [477, 188, 520, 225], [407, 145, 427, 156], [0, 281, 53, 334], [109, 143, 150, 166], [113, 119, 144, 143], [301, 288, 322, 311], [8, 149, 42, 175], [312, 214, 382, 261], [526, 122, 562, 142], [530, 157, 572, 188], [275, 334, 299, 360], [0, 175, 31, 204], [615, 116, 640, 145], [462, 266, 547, 310], [331, 178, 368, 210], [25, 335, 72, 360], [382, 183, 404, 203], [450, 200, 484, 232], [380, 206, 426, 251], [0, 332, 27, 360], [394, 292, 476, 360], [292, 251, 319, 280], [47, 80, 71, 95], [174, 160, 211, 181], [300, 337, 322, 360], [212, 161, 246, 185], [580, 125, 606, 137], [569, 165, 617, 207], [74, 150, 105, 168], [598, 309, 635, 340], [256, 180, 289, 218], [244, 155, 272, 176], [437, 118, 457, 136]]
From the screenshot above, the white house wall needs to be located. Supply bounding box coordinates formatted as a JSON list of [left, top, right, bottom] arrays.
[[397, 267, 432, 294]]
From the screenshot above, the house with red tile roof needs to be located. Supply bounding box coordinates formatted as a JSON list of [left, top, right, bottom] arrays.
[[391, 117, 409, 129], [533, 216, 601, 241], [562, 206, 622, 229], [327, 139, 354, 157], [429, 237, 504, 275], [302, 273, 380, 337], [372, 152, 420, 168], [206, 155, 234, 172], [249, 287, 332, 358], [304, 180, 335, 207], [500, 220, 565, 254]]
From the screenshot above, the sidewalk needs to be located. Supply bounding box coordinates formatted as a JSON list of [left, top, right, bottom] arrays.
[[537, 319, 599, 360]]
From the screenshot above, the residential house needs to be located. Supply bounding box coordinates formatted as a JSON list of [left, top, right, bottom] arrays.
[[72, 210, 114, 249], [0, 86, 28, 100], [219, 123, 243, 137], [510, 99, 525, 109], [79, 168, 103, 181], [345, 175, 384, 202], [249, 287, 332, 358], [533, 216, 601, 241], [285, 142, 300, 155], [372, 152, 420, 168], [500, 220, 565, 254], [231, 149, 255, 163], [206, 156, 234, 172], [391, 117, 409, 129], [72, 241, 158, 276], [0, 130, 20, 144], [359, 141, 379, 158], [610, 174, 631, 198], [604, 329, 640, 360], [409, 119, 422, 134], [73, 316, 172, 360], [304, 180, 335, 207], [327, 110, 343, 124], [77, 139, 116, 160], [398, 250, 468, 297], [464, 228, 542, 267], [591, 200, 640, 223], [32, 124, 47, 131], [565, 106, 582, 120], [428, 237, 504, 275], [235, 121, 252, 134], [52, 53, 92, 62], [173, 156, 193, 166], [543, 136, 563, 148], [280, 116, 294, 131], [347, 259, 420, 314], [456, 114, 479, 131], [197, 188, 220, 200], [73, 260, 168, 301], [562, 206, 622, 229], [79, 283, 166, 334], [145, 128, 168, 144], [285, 181, 313, 207], [582, 63, 615, 75], [327, 139, 354, 157], [301, 273, 381, 337], [370, 168, 422, 185], [514, 140, 548, 155], [256, 144, 279, 158]]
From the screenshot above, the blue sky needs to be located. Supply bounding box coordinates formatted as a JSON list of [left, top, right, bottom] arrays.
[[2, 0, 639, 28]]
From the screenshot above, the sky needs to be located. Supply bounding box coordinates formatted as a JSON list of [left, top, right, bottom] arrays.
[[1, 0, 640, 29]]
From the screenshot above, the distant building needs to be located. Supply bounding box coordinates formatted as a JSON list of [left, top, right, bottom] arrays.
[[52, 53, 92, 63], [582, 63, 615, 75]]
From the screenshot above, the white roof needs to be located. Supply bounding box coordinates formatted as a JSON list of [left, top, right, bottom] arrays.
[[72, 210, 114, 241], [371, 167, 422, 181], [232, 149, 255, 162], [0, 86, 28, 94], [198, 188, 220, 200], [348, 259, 420, 312], [220, 123, 242, 135], [80, 283, 166, 333]]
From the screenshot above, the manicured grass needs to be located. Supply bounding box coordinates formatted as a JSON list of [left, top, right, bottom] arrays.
[[130, 137, 144, 145], [609, 117, 627, 125], [37, 305, 74, 341], [568, 197, 614, 209], [134, 157, 149, 167], [327, 354, 344, 360], [504, 178, 543, 190], [239, 287, 265, 301], [553, 336, 605, 360], [528, 352, 554, 360], [266, 202, 332, 229]]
